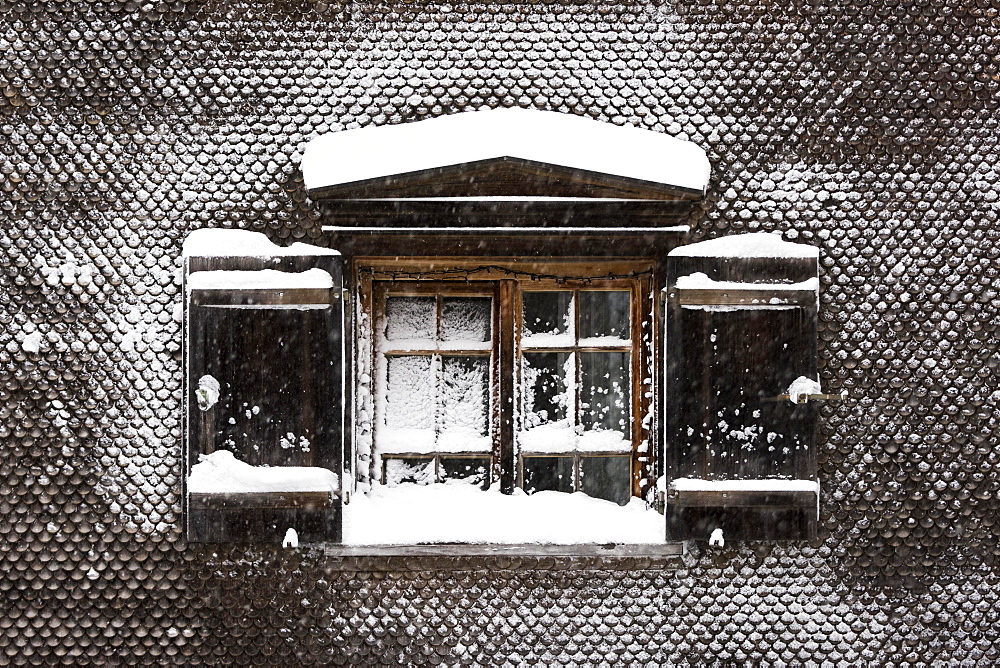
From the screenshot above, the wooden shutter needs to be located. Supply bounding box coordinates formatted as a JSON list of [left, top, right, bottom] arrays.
[[664, 235, 820, 541], [184, 238, 343, 543]]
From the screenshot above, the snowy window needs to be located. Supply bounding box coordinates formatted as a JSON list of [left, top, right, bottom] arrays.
[[375, 284, 494, 487], [361, 265, 652, 515], [520, 289, 634, 506]]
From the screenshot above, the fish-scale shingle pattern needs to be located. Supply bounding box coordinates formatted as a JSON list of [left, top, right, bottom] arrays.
[[0, 0, 999, 664]]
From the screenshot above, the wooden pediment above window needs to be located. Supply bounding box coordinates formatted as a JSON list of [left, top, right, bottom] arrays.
[[301, 108, 710, 202]]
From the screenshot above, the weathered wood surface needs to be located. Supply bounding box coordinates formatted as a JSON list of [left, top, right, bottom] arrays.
[[322, 542, 685, 559], [668, 488, 818, 508], [190, 287, 332, 308], [330, 229, 686, 262], [666, 506, 817, 542], [188, 503, 342, 544], [307, 156, 704, 201], [189, 491, 335, 510], [675, 287, 816, 306], [316, 199, 696, 229]]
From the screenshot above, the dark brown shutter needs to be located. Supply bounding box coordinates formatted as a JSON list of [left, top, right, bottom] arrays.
[[664, 237, 820, 541], [184, 246, 343, 544]]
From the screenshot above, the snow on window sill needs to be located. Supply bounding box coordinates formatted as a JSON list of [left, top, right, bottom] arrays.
[[319, 542, 685, 566], [340, 484, 668, 546]]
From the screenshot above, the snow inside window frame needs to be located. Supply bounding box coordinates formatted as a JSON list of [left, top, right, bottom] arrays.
[[353, 260, 657, 503]]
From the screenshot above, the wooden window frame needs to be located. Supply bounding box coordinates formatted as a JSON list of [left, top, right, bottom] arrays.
[[356, 258, 655, 500], [374, 281, 500, 485]]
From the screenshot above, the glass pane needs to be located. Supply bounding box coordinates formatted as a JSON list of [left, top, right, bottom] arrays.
[[580, 352, 630, 435], [579, 291, 630, 341], [522, 292, 573, 344], [441, 297, 491, 343], [522, 352, 571, 429], [384, 457, 435, 485], [440, 356, 489, 436], [522, 456, 574, 495], [580, 456, 631, 506], [385, 296, 436, 342], [439, 457, 490, 488], [385, 355, 435, 429]]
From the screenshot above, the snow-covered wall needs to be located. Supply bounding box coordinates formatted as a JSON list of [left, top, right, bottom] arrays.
[[1, 0, 998, 664]]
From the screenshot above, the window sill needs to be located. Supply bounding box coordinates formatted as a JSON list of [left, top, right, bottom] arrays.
[[318, 542, 685, 571]]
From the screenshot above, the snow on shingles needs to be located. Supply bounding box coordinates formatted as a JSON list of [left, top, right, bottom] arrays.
[[182, 228, 340, 257], [21, 331, 42, 353], [188, 450, 339, 494], [301, 107, 711, 195], [668, 232, 819, 258], [187, 268, 334, 290], [342, 483, 664, 545], [675, 272, 819, 291]]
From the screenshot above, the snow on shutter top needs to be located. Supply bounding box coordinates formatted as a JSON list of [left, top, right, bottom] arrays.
[[183, 228, 340, 258], [667, 232, 819, 258], [188, 269, 335, 291], [301, 108, 711, 201], [187, 268, 336, 310]]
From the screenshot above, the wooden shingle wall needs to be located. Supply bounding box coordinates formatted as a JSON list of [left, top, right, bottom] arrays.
[[0, 1, 998, 664]]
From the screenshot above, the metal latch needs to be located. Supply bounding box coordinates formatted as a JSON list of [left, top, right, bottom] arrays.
[[762, 391, 849, 404]]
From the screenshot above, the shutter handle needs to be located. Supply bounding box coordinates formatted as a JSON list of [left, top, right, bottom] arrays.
[[761, 391, 849, 404]]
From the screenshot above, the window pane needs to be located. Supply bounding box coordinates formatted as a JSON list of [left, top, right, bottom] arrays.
[[439, 456, 490, 488], [384, 457, 435, 485], [522, 352, 572, 429], [580, 456, 631, 506], [440, 356, 489, 439], [385, 355, 435, 429], [441, 297, 491, 343], [580, 352, 630, 434], [522, 456, 574, 495], [579, 291, 630, 341], [522, 291, 573, 344], [385, 297, 436, 342]]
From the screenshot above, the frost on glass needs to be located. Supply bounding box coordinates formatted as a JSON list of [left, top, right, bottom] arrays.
[[380, 293, 493, 456], [385, 297, 435, 341], [441, 297, 490, 343], [580, 352, 630, 435], [579, 290, 630, 341], [522, 352, 572, 429], [385, 355, 434, 429], [384, 456, 489, 487], [522, 291, 573, 345], [440, 356, 489, 436], [439, 456, 489, 488], [384, 457, 435, 486]]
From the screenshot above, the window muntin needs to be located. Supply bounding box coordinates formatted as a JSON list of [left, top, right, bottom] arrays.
[[519, 289, 633, 504], [376, 286, 495, 467], [520, 290, 632, 444], [364, 264, 651, 506]]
